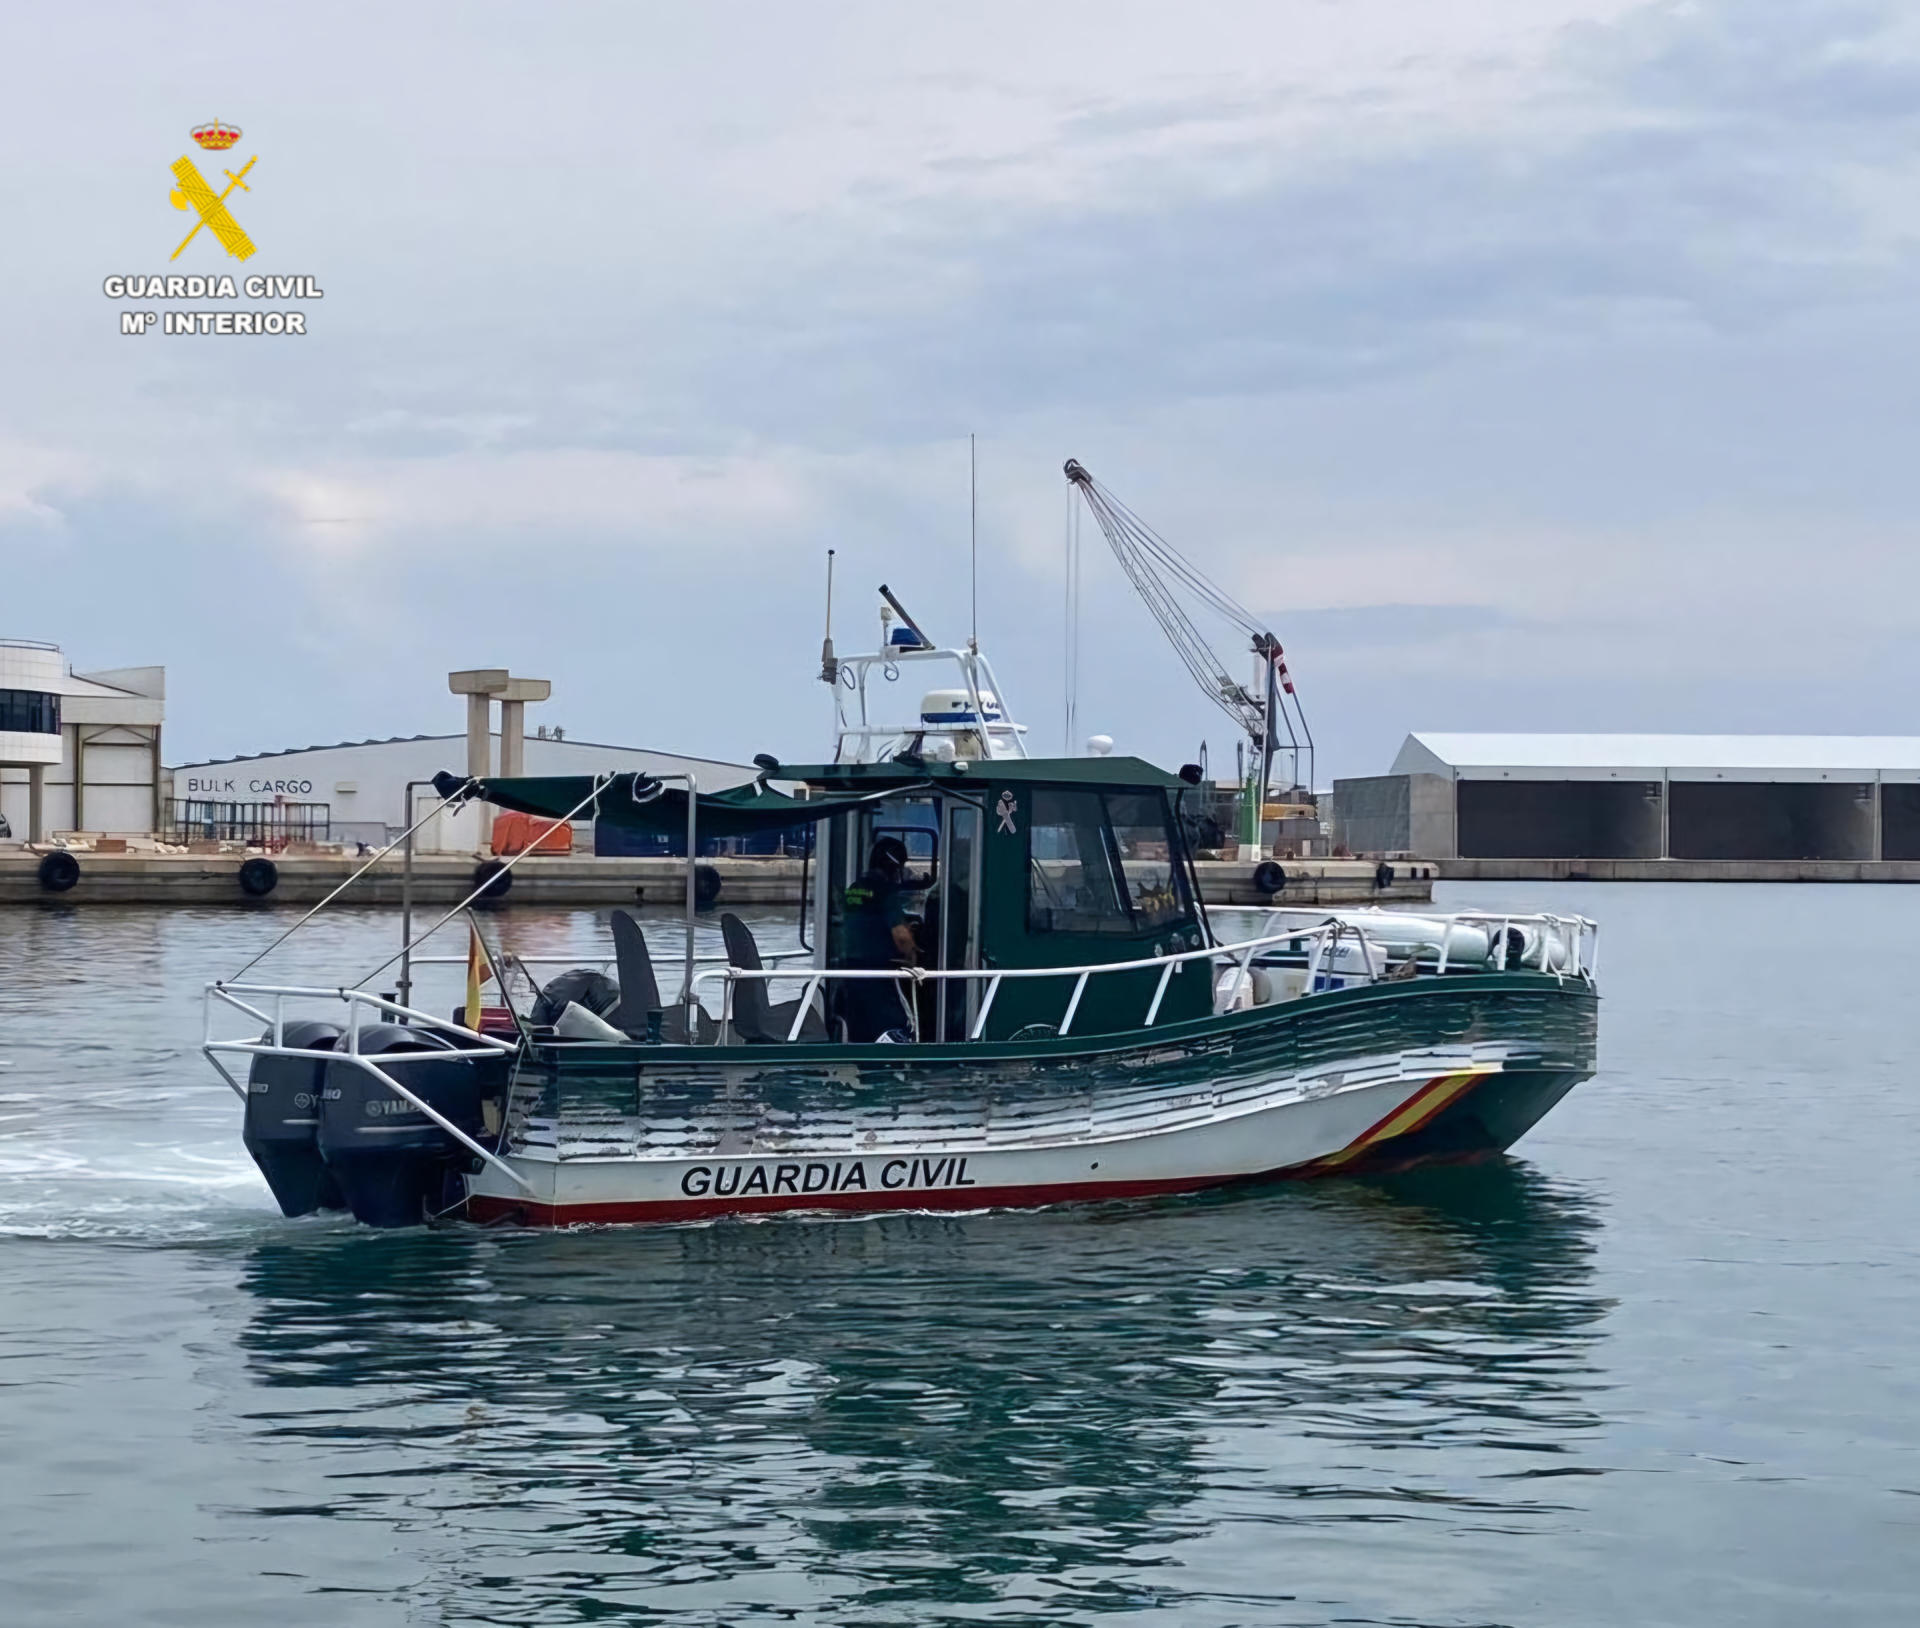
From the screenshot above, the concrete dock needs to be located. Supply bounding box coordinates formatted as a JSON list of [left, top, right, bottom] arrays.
[[1438, 857, 1920, 883], [0, 851, 1435, 909]]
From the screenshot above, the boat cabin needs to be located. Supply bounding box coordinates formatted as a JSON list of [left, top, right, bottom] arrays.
[[451, 756, 1215, 1044], [798, 757, 1212, 1042]]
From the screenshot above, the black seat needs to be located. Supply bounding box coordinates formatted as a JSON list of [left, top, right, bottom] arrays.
[[720, 913, 827, 1043], [610, 909, 714, 1043]]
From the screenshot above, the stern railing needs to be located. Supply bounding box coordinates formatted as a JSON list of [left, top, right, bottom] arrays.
[[202, 982, 534, 1194]]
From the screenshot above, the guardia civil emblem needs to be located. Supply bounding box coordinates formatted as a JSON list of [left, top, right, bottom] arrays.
[[168, 120, 257, 261]]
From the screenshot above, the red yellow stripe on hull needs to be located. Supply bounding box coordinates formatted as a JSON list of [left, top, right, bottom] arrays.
[[1287, 1068, 1495, 1176]]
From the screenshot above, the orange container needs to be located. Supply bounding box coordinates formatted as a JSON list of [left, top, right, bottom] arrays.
[[491, 812, 573, 856]]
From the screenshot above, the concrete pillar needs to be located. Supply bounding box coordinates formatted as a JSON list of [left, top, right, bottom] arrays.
[[449, 668, 545, 850], [465, 694, 492, 779], [500, 700, 525, 778], [72, 726, 86, 833], [27, 763, 44, 843], [494, 679, 546, 777], [465, 694, 493, 848]]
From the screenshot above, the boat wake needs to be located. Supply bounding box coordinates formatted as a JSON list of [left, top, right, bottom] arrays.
[[0, 1076, 291, 1243]]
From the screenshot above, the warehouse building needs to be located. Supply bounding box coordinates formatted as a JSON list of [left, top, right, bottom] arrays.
[[170, 733, 758, 850], [0, 639, 165, 842], [1334, 734, 1920, 862]]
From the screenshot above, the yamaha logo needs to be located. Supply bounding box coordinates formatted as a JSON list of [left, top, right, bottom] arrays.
[[363, 1098, 420, 1118]]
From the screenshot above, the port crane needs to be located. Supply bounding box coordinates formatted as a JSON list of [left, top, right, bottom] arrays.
[[1063, 458, 1313, 843]]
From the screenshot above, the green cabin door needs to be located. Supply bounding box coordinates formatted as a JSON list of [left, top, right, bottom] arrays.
[[938, 799, 982, 1041]]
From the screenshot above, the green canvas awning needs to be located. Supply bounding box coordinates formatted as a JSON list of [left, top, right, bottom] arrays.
[[432, 770, 911, 837]]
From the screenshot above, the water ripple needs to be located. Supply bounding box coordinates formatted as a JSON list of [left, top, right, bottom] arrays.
[[5, 892, 1919, 1625]]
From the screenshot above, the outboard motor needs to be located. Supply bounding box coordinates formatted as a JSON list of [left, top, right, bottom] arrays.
[[530, 969, 620, 1029], [243, 1020, 346, 1217], [317, 1024, 504, 1228]]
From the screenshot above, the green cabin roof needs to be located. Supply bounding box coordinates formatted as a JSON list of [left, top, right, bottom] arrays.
[[442, 757, 1193, 836], [779, 755, 1190, 792]]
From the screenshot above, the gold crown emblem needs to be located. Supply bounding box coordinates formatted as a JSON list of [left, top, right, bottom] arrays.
[[191, 120, 242, 151]]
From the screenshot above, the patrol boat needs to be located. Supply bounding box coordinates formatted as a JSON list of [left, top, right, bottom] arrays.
[[203, 614, 1598, 1228]]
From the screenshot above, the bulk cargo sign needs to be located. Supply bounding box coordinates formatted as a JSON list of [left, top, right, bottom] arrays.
[[181, 775, 317, 797]]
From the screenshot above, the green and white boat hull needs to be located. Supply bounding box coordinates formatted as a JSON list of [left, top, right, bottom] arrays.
[[464, 973, 1596, 1226]]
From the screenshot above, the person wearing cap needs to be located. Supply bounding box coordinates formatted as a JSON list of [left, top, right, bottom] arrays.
[[837, 836, 918, 1041]]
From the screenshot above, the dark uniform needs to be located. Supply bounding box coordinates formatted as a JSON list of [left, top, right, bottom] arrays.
[[838, 841, 916, 1041]]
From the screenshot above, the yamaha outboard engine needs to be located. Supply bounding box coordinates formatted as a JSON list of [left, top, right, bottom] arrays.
[[316, 1024, 505, 1228], [243, 1020, 347, 1217]]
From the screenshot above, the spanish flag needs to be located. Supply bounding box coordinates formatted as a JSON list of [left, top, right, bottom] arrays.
[[464, 924, 494, 1033]]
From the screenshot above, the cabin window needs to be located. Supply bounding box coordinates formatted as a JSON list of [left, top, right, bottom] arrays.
[[1106, 792, 1191, 930], [1027, 789, 1132, 934], [1027, 788, 1191, 936]]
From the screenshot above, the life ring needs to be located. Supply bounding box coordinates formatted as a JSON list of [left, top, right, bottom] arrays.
[[1251, 860, 1287, 896], [473, 859, 513, 901], [37, 851, 80, 893], [238, 856, 278, 897], [694, 863, 722, 908], [1374, 861, 1395, 889]]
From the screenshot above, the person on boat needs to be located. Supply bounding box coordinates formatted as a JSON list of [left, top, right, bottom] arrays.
[[838, 836, 918, 1041]]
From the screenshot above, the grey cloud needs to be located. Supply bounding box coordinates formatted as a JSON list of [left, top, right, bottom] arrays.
[[12, 0, 1920, 781], [1578, 0, 1920, 127]]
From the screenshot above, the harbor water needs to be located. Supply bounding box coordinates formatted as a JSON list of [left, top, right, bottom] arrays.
[[0, 885, 1914, 1626]]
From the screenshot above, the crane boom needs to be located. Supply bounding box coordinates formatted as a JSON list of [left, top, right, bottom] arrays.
[[1063, 459, 1314, 816]]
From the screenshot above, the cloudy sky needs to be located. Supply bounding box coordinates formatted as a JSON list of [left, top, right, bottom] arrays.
[[5, 0, 1918, 781]]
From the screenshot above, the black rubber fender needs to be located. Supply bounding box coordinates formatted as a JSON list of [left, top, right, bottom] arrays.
[[238, 856, 278, 897], [1374, 861, 1395, 889], [1251, 860, 1287, 896], [694, 863, 722, 908], [37, 851, 80, 892], [473, 859, 512, 901]]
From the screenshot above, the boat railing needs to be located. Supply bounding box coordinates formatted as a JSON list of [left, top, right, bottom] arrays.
[[203, 911, 1594, 1068], [403, 948, 815, 973], [201, 981, 533, 1193], [1213, 906, 1599, 979], [831, 643, 1030, 762], [692, 910, 1598, 1044]]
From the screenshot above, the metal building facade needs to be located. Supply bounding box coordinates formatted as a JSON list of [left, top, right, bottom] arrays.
[[1334, 734, 1920, 862], [169, 735, 758, 850]]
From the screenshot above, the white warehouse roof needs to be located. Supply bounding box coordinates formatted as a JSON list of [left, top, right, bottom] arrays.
[[1392, 732, 1920, 784]]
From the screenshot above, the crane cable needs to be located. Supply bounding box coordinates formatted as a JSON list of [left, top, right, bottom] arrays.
[[1063, 460, 1315, 786]]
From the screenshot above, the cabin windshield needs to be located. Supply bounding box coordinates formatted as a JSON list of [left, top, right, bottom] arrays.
[[1105, 792, 1190, 930], [1027, 788, 1190, 936]]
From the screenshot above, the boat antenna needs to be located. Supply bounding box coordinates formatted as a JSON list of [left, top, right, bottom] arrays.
[[1064, 480, 1081, 754], [819, 548, 838, 684], [969, 432, 978, 654]]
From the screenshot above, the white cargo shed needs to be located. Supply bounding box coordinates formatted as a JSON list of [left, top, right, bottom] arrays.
[[170, 734, 758, 851], [1334, 733, 1920, 861]]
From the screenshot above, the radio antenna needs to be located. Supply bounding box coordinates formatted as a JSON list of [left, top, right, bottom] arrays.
[[969, 433, 979, 653], [819, 548, 838, 684]]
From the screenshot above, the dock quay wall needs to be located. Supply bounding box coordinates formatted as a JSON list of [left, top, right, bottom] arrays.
[[0, 853, 1434, 910], [1439, 857, 1920, 883]]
